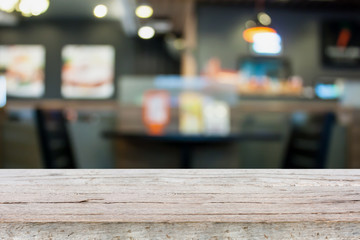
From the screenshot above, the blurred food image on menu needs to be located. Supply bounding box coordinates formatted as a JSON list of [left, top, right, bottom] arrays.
[[61, 45, 115, 99], [0, 45, 45, 98]]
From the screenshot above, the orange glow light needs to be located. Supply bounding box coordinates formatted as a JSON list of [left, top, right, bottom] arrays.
[[243, 27, 277, 43]]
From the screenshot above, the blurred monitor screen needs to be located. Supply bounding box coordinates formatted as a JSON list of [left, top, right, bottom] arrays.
[[239, 57, 290, 80], [315, 83, 341, 100], [237, 57, 303, 96], [0, 75, 6, 107]]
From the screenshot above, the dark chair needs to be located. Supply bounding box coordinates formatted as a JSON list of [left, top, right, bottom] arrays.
[[35, 109, 76, 168], [283, 112, 336, 169]]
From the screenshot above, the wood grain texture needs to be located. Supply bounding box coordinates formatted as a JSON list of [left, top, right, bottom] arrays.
[[0, 169, 360, 239], [1, 222, 360, 239]]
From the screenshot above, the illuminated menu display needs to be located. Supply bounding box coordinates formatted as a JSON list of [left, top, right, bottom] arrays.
[[62, 45, 115, 99], [0, 45, 45, 98]]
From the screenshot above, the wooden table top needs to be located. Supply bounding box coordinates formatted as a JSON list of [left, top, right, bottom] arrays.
[[1, 169, 359, 223]]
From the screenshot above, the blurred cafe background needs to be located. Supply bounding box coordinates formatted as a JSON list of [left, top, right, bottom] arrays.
[[0, 0, 360, 169]]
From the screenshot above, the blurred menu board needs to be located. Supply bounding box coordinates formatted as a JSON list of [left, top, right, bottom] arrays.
[[62, 45, 115, 99], [0, 45, 45, 98]]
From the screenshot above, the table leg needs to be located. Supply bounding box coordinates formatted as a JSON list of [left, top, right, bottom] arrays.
[[180, 144, 192, 168]]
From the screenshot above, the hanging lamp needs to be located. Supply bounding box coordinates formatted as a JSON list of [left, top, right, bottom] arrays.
[[242, 0, 282, 55]]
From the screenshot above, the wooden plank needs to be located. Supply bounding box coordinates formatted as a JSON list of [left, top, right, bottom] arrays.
[[0, 169, 360, 238], [1, 222, 359, 239]]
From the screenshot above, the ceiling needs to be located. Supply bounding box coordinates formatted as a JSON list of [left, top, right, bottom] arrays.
[[198, 0, 360, 10], [36, 0, 360, 19], [39, 0, 123, 20], [14, 0, 360, 36], [135, 0, 188, 34]]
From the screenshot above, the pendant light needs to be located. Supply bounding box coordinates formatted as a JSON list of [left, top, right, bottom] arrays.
[[242, 0, 282, 55], [135, 0, 153, 19]]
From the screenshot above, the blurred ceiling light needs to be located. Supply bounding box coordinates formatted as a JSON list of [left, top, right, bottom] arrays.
[[257, 12, 271, 26], [252, 32, 282, 55], [31, 0, 49, 16], [0, 0, 49, 17], [244, 1, 281, 55], [15, 0, 49, 17], [93, 4, 108, 18], [243, 26, 276, 43], [0, 0, 18, 13], [138, 26, 155, 39], [18, 0, 32, 16], [135, 4, 153, 18]]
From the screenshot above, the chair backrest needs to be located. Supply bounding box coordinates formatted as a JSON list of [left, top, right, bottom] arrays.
[[35, 109, 76, 168], [283, 112, 336, 169]]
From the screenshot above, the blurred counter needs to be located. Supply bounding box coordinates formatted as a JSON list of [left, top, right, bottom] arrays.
[[1, 99, 358, 168], [3, 99, 340, 112]]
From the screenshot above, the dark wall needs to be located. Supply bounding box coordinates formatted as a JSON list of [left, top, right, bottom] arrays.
[[0, 19, 180, 99], [132, 38, 181, 75], [196, 5, 360, 84]]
